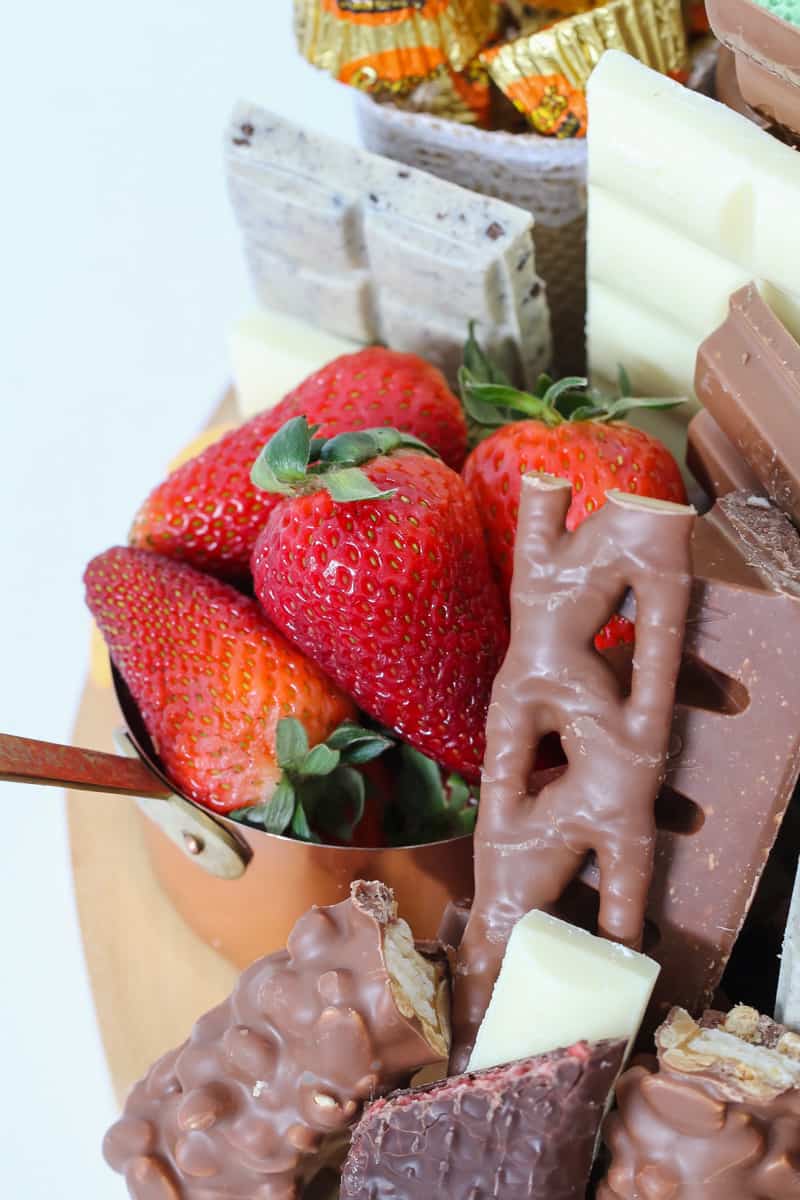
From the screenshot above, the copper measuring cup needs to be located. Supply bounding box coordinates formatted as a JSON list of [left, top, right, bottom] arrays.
[[2, 670, 474, 967]]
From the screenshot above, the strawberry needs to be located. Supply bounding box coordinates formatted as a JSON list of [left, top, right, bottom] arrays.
[[130, 348, 468, 579], [459, 333, 687, 646], [250, 419, 508, 783], [84, 546, 356, 818]]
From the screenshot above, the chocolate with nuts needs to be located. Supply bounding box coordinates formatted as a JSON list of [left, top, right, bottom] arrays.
[[342, 1038, 626, 1200], [103, 881, 450, 1199], [452, 475, 695, 1069], [599, 1005, 800, 1198]]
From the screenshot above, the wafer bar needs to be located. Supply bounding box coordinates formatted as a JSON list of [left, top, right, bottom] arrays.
[[103, 882, 449, 1199], [695, 283, 800, 526], [341, 1039, 626, 1200], [707, 0, 800, 140], [600, 1005, 800, 1199], [226, 105, 551, 389], [452, 476, 695, 1069]]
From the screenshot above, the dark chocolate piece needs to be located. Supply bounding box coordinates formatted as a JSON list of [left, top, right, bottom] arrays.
[[707, 0, 800, 138], [452, 477, 695, 1070], [686, 408, 764, 502], [599, 1005, 800, 1199], [436, 897, 472, 952], [103, 882, 449, 1199], [341, 1038, 626, 1200], [696, 283, 800, 527]]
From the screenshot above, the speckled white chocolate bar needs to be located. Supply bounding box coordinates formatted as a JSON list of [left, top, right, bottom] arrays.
[[777, 860, 800, 1030], [226, 104, 552, 389]]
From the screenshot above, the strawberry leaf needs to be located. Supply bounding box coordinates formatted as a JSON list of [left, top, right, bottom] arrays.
[[384, 745, 478, 845], [251, 416, 313, 493], [291, 801, 319, 843], [463, 321, 512, 387], [325, 723, 395, 763], [276, 717, 309, 772], [321, 468, 397, 503], [261, 777, 296, 836], [320, 428, 438, 466], [314, 766, 366, 842], [298, 743, 341, 778]]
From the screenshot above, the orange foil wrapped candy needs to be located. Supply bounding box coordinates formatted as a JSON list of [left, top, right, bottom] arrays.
[[295, 0, 499, 96], [390, 56, 493, 123], [483, 0, 688, 136]]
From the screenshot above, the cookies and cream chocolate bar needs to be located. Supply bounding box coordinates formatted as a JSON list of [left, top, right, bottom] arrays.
[[226, 104, 551, 391]]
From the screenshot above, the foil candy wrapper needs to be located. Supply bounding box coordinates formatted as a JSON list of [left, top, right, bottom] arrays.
[[483, 0, 688, 135], [387, 55, 493, 122], [295, 0, 499, 95]]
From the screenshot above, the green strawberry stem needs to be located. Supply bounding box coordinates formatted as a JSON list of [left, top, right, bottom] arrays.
[[229, 718, 394, 843], [229, 717, 477, 846], [251, 418, 439, 504], [460, 325, 686, 437]]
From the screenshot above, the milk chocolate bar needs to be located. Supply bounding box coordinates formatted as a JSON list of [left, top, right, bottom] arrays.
[[454, 487, 800, 1069], [226, 105, 551, 390], [341, 1039, 626, 1200], [707, 0, 800, 139], [686, 408, 763, 502], [696, 284, 800, 527], [600, 1006, 800, 1199], [103, 882, 449, 1199], [452, 477, 695, 1069]]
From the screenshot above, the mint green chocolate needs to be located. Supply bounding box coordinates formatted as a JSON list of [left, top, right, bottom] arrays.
[[753, 0, 800, 26]]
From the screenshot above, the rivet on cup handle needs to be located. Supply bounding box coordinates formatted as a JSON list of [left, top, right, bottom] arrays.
[[112, 730, 249, 881]]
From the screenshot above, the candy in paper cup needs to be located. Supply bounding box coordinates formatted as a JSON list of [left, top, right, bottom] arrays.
[[483, 0, 688, 135], [387, 55, 493, 122], [295, 0, 499, 95]]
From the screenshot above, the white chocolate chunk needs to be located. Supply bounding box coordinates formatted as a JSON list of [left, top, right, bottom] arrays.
[[776, 859, 800, 1030], [468, 910, 659, 1073], [586, 52, 800, 403], [226, 104, 551, 391], [229, 309, 362, 419]]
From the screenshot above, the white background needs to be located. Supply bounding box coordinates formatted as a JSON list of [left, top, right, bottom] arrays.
[[0, 4, 356, 1194]]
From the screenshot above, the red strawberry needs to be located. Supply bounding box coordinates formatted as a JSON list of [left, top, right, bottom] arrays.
[[84, 547, 355, 815], [459, 339, 686, 646], [130, 348, 468, 579], [250, 420, 508, 783]]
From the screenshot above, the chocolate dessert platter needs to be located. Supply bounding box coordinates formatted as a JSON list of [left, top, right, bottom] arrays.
[[8, 2, 800, 1197]]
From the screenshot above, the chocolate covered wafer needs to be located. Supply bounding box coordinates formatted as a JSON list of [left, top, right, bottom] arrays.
[[342, 1038, 626, 1199], [600, 1006, 800, 1199], [452, 476, 695, 1069], [696, 283, 800, 527], [103, 882, 450, 1199], [226, 105, 551, 390], [707, 0, 800, 140], [686, 408, 763, 502]]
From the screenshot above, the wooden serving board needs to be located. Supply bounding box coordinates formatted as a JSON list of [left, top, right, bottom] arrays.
[[67, 394, 240, 1107]]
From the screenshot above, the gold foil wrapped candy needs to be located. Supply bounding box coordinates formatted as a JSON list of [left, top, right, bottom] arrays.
[[295, 0, 499, 95], [483, 0, 688, 135], [389, 56, 493, 122]]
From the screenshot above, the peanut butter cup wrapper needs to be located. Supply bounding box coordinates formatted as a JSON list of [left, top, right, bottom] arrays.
[[388, 55, 493, 122], [483, 0, 688, 134], [295, 0, 500, 95]]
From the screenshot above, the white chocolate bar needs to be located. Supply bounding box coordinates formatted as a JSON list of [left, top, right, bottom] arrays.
[[587, 52, 800, 406], [468, 910, 659, 1073], [226, 104, 551, 390], [777, 859, 800, 1031], [229, 308, 362, 419]]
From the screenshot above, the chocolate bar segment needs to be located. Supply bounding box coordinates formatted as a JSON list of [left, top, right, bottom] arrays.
[[341, 1038, 626, 1200], [103, 882, 449, 1199], [452, 476, 695, 1069], [686, 408, 764, 502], [599, 1006, 800, 1199], [707, 0, 800, 139], [226, 104, 551, 390], [695, 283, 800, 526]]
